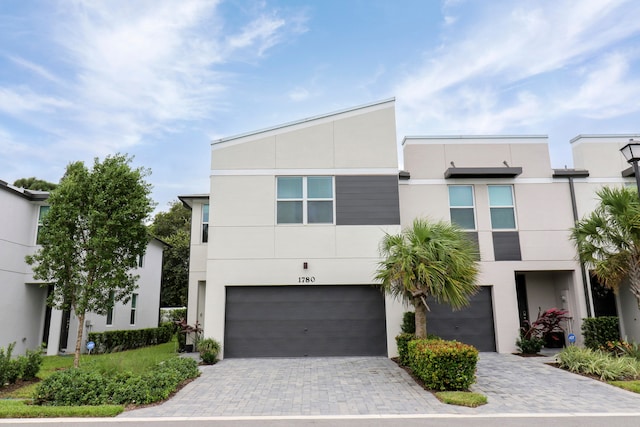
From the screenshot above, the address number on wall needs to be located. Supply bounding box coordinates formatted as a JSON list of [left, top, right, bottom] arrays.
[[298, 277, 316, 283]]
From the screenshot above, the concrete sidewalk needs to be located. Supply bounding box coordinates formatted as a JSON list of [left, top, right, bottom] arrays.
[[119, 353, 640, 418]]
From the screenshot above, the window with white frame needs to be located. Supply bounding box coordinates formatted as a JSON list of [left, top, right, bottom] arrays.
[[202, 204, 209, 243], [448, 185, 476, 230], [488, 185, 516, 229], [276, 176, 334, 224], [130, 293, 138, 325], [36, 205, 50, 244]]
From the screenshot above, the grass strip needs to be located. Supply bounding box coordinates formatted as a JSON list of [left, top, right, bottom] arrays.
[[609, 380, 640, 393], [0, 400, 123, 418], [435, 391, 487, 407]]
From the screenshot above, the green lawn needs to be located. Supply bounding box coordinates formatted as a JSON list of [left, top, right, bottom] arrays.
[[0, 341, 181, 417], [610, 380, 640, 393], [435, 391, 488, 407]]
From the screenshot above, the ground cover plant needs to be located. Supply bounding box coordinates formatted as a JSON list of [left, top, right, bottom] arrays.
[[435, 391, 487, 408], [557, 345, 640, 381], [0, 341, 197, 417]]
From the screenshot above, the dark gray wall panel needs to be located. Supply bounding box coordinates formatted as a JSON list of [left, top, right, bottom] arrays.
[[425, 286, 496, 352], [492, 231, 522, 261], [225, 285, 387, 357], [465, 232, 480, 261], [335, 175, 400, 225]]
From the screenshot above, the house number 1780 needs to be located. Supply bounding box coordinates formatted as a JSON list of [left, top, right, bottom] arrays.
[[298, 277, 316, 283]]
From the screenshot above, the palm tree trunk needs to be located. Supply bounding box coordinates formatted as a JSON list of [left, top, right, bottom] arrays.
[[74, 312, 85, 368], [629, 260, 640, 309], [414, 297, 427, 338]]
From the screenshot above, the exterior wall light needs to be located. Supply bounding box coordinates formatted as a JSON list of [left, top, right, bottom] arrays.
[[620, 139, 640, 194]]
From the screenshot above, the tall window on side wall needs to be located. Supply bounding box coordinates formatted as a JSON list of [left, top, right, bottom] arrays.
[[106, 291, 115, 325], [488, 185, 516, 229], [276, 176, 334, 224], [36, 205, 50, 244], [202, 204, 209, 243], [130, 293, 138, 325], [448, 185, 476, 230]]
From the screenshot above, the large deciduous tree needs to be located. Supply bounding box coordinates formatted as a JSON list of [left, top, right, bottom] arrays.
[[375, 218, 480, 338], [571, 186, 640, 307], [13, 177, 57, 191], [26, 154, 154, 367], [149, 201, 191, 307]]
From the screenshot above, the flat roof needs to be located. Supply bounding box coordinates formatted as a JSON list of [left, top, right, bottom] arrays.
[[402, 135, 547, 146]]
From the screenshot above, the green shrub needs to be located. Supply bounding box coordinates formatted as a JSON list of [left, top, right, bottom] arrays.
[[34, 357, 199, 406], [21, 346, 44, 380], [408, 339, 478, 391], [557, 345, 640, 381], [198, 338, 221, 365], [582, 317, 620, 350], [395, 333, 415, 366], [401, 311, 416, 334], [88, 324, 174, 354], [516, 334, 544, 354], [0, 342, 16, 387]]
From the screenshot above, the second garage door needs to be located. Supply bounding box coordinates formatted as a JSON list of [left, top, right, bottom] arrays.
[[425, 286, 496, 352], [224, 285, 387, 358]]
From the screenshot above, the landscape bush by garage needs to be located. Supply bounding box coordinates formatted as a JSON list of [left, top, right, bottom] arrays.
[[407, 339, 478, 391], [87, 323, 173, 353], [34, 357, 199, 406], [582, 317, 620, 350], [395, 333, 415, 366]]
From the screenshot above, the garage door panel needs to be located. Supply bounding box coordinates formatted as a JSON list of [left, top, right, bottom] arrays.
[[425, 286, 496, 352], [225, 285, 387, 357]]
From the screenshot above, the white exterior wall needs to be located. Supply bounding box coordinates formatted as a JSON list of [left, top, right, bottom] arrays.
[[0, 187, 48, 355], [199, 100, 404, 358], [401, 137, 588, 352]]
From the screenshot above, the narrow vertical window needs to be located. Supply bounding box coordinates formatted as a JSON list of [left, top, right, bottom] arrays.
[[448, 185, 475, 230], [130, 293, 138, 325], [202, 204, 209, 243], [488, 185, 516, 229], [138, 255, 144, 268], [37, 205, 50, 244], [106, 291, 115, 325]]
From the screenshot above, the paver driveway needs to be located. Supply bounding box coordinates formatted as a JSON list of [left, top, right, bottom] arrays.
[[119, 353, 640, 418]]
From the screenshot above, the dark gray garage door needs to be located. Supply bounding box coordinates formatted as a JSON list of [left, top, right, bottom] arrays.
[[425, 286, 496, 352], [224, 285, 387, 358]]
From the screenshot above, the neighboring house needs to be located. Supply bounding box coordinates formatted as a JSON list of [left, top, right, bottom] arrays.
[[0, 180, 165, 356], [181, 99, 640, 357]]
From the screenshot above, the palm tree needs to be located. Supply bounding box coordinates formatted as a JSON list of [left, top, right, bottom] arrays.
[[375, 218, 480, 338], [571, 186, 640, 307]]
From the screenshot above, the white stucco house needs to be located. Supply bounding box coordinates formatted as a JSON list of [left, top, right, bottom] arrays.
[[180, 99, 640, 358], [0, 181, 165, 356]]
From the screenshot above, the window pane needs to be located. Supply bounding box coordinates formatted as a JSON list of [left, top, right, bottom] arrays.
[[203, 204, 209, 222], [488, 186, 513, 206], [202, 224, 209, 243], [277, 201, 303, 223], [308, 177, 333, 198], [277, 177, 302, 198], [490, 207, 516, 229], [39, 205, 50, 221], [308, 201, 333, 223], [450, 208, 475, 229], [449, 186, 473, 207]]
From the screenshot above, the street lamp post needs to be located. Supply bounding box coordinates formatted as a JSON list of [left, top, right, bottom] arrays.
[[620, 139, 640, 194]]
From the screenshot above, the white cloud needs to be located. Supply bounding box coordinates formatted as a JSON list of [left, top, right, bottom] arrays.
[[0, 86, 71, 115], [288, 87, 310, 101], [7, 55, 65, 85]]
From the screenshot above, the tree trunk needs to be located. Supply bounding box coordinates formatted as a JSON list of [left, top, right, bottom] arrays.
[[74, 311, 85, 368], [414, 297, 427, 338], [629, 259, 640, 309]]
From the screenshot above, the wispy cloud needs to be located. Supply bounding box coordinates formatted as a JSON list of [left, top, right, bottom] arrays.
[[396, 0, 640, 134]]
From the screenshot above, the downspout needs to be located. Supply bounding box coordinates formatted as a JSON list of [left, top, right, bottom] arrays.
[[568, 176, 593, 317]]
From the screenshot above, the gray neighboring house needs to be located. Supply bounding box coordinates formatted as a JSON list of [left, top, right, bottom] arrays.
[[0, 180, 165, 356], [180, 100, 640, 358]]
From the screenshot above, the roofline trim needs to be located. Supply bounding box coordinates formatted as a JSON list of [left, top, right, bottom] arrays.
[[402, 135, 547, 146]]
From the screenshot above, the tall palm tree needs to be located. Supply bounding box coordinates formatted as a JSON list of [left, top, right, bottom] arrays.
[[571, 186, 640, 307], [376, 218, 480, 338]]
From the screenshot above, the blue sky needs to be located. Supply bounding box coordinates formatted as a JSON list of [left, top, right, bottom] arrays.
[[2, 0, 640, 214]]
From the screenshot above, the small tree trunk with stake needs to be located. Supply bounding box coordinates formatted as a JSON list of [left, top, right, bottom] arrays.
[[74, 312, 85, 368]]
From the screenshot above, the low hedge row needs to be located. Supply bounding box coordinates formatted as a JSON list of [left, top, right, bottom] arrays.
[[87, 323, 173, 353], [407, 339, 478, 391], [0, 343, 43, 388], [34, 357, 199, 406]]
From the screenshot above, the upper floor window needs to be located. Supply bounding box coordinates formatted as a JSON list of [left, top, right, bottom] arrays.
[[488, 185, 516, 229], [448, 185, 476, 230], [202, 204, 209, 243], [137, 255, 144, 268], [36, 205, 50, 244], [277, 176, 334, 224]]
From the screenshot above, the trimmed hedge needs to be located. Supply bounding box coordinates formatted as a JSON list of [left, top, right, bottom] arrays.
[[407, 339, 478, 391], [395, 333, 415, 366], [87, 323, 173, 354], [582, 317, 620, 350], [34, 357, 199, 406]]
